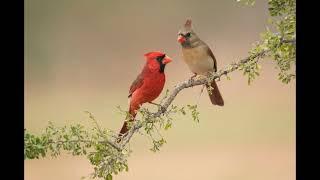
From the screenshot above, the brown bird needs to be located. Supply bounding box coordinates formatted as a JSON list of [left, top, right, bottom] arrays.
[[177, 19, 224, 106]]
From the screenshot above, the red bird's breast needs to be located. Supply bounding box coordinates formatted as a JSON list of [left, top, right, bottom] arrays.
[[131, 72, 165, 105], [130, 72, 165, 109]]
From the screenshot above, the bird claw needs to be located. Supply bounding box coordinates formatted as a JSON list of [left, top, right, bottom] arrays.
[[148, 102, 166, 113], [188, 78, 194, 84], [216, 77, 221, 82], [160, 106, 166, 113], [188, 73, 197, 86]]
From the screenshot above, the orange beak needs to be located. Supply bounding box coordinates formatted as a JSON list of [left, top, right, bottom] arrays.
[[163, 56, 172, 64], [177, 35, 186, 43]]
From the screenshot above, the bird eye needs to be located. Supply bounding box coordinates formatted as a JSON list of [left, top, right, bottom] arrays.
[[186, 32, 191, 37], [156, 54, 166, 61]]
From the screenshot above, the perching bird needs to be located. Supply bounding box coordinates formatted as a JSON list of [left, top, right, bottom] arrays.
[[177, 19, 224, 106], [118, 51, 172, 140]]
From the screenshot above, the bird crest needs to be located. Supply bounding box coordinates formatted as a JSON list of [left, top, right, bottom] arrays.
[[184, 19, 192, 30], [144, 51, 165, 59]]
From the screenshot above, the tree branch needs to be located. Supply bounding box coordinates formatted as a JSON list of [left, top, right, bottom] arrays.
[[112, 37, 296, 150], [118, 49, 271, 148], [45, 137, 123, 152], [280, 37, 296, 45]]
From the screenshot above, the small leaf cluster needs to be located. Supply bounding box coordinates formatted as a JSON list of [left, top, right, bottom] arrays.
[[237, 0, 296, 84], [150, 138, 167, 152], [267, 0, 296, 83], [239, 55, 262, 85], [88, 143, 128, 180], [135, 102, 198, 153], [25, 122, 91, 159], [187, 105, 200, 123], [161, 104, 187, 131]]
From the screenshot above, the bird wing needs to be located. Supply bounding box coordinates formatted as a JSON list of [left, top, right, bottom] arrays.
[[206, 46, 218, 72], [128, 73, 144, 98]]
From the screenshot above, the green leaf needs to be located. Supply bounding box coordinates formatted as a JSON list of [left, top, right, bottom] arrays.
[[164, 122, 172, 130]]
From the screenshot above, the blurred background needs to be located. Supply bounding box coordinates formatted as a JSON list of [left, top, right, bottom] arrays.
[[24, 0, 295, 180]]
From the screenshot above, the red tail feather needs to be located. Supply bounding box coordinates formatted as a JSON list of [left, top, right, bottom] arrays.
[[117, 106, 137, 142]]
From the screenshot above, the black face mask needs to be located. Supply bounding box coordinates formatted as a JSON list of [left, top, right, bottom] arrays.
[[156, 55, 166, 73]]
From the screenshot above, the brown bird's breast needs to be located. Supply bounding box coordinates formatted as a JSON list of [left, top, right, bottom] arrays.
[[181, 45, 215, 75]]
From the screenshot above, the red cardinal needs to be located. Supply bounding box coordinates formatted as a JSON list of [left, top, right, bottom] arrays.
[[177, 19, 224, 106], [118, 51, 172, 139]]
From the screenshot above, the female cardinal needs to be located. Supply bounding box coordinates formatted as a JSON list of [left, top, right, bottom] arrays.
[[118, 51, 172, 138], [177, 19, 224, 106]]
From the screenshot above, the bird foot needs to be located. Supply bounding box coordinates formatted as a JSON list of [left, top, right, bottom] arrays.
[[148, 102, 166, 113], [188, 73, 198, 85], [191, 73, 198, 79], [207, 72, 220, 81]]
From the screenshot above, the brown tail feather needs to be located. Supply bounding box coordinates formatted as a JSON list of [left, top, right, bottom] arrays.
[[206, 80, 224, 106]]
